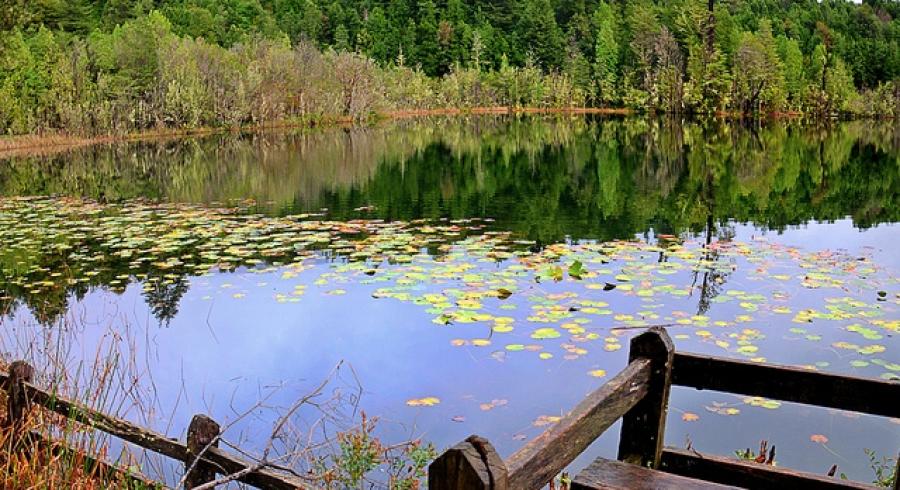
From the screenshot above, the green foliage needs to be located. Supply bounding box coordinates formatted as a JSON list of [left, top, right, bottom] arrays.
[[864, 448, 897, 488], [777, 36, 804, 109], [1, 0, 899, 135], [592, 1, 619, 105], [320, 413, 436, 489], [517, 0, 564, 70], [732, 21, 786, 113], [2, 116, 899, 322]]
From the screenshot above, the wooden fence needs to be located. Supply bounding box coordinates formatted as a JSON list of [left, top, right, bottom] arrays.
[[429, 327, 900, 490], [3, 326, 898, 489], [0, 361, 308, 489]]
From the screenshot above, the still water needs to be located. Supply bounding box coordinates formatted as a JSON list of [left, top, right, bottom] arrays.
[[1, 115, 898, 485]]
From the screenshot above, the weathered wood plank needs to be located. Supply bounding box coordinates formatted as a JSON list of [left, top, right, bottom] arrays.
[[660, 447, 878, 490], [672, 352, 900, 418], [572, 456, 741, 490], [505, 357, 652, 489], [617, 327, 675, 468], [185, 414, 220, 489], [0, 369, 307, 489], [428, 435, 507, 490]]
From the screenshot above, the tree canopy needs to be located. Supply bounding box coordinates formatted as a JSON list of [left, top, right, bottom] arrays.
[[1, 0, 899, 135]]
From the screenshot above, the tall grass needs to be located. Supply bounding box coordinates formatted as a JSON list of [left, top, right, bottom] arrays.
[[0, 307, 435, 488], [0, 308, 169, 488]]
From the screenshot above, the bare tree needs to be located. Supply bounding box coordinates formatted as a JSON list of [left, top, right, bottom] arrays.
[[329, 51, 381, 119]]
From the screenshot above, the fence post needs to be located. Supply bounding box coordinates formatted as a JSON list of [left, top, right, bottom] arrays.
[[428, 435, 508, 490], [3, 360, 35, 447], [617, 327, 674, 468], [185, 414, 221, 489]]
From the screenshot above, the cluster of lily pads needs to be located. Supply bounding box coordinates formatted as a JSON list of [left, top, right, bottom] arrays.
[[1, 197, 898, 418]]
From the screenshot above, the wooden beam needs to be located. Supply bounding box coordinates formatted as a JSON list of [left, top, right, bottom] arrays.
[[660, 447, 877, 490], [572, 456, 741, 490], [672, 352, 900, 418], [428, 435, 507, 490], [0, 368, 307, 489], [617, 327, 675, 468], [505, 357, 652, 489]]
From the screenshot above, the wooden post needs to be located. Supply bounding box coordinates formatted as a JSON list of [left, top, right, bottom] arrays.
[[617, 327, 674, 468], [185, 414, 221, 489], [428, 435, 508, 490], [3, 360, 35, 447]]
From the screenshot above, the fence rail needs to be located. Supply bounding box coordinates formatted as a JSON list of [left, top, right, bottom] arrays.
[[429, 327, 900, 490], [672, 352, 899, 418], [4, 325, 899, 490], [0, 361, 308, 489]]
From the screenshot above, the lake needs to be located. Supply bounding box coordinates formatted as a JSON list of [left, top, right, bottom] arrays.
[[1, 115, 898, 485]]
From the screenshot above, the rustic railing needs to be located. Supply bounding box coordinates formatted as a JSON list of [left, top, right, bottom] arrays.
[[429, 327, 900, 490], [0, 361, 308, 489], [4, 325, 898, 490]]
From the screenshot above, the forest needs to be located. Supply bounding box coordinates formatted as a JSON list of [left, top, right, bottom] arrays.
[[1, 0, 899, 135]]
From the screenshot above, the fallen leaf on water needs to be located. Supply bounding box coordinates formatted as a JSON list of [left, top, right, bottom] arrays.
[[705, 403, 741, 416], [533, 415, 562, 427], [744, 397, 782, 409], [406, 397, 440, 407], [480, 399, 508, 411]]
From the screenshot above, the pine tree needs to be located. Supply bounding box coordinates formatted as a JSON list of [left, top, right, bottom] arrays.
[[593, 1, 619, 105], [517, 0, 564, 70], [415, 0, 441, 75], [334, 24, 351, 52], [364, 7, 393, 62]]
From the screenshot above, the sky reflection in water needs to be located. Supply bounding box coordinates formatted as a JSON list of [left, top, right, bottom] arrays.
[[1, 116, 898, 484]]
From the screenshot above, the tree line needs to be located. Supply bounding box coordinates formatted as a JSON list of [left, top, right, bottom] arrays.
[[2, 0, 899, 135]]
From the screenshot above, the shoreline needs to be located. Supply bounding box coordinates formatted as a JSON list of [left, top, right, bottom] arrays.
[[0, 107, 636, 157], [0, 105, 888, 158]]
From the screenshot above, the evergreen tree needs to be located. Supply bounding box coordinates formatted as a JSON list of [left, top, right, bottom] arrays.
[[415, 0, 441, 75], [272, 0, 323, 43], [364, 7, 394, 62], [334, 24, 351, 51], [517, 0, 564, 70], [592, 0, 619, 105]]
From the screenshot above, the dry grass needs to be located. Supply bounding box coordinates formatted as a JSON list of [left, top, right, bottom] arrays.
[[0, 316, 166, 489], [0, 367, 157, 489], [0, 422, 155, 489]]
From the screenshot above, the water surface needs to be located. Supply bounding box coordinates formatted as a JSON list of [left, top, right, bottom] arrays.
[[1, 116, 898, 485]]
